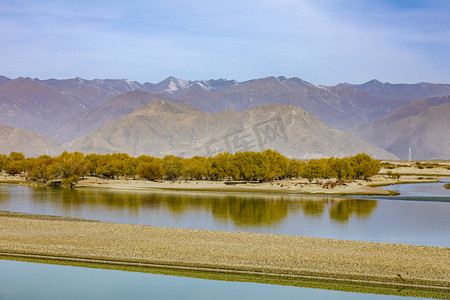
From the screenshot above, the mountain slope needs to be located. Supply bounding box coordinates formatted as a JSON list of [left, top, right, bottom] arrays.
[[0, 76, 10, 86], [1, 75, 446, 147], [145, 76, 238, 94], [40, 77, 147, 108], [0, 77, 89, 135], [0, 76, 239, 138], [65, 101, 397, 159], [51, 91, 173, 142], [0, 125, 61, 156], [0, 77, 162, 136], [351, 96, 450, 159], [344, 80, 450, 99], [169, 76, 416, 130], [0, 75, 435, 139]]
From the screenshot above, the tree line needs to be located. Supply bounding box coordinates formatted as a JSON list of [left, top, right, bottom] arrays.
[[0, 150, 381, 186]]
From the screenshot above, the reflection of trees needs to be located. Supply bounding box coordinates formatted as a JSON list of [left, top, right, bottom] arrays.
[[300, 200, 325, 216], [0, 186, 11, 203], [210, 197, 291, 227], [31, 187, 142, 214], [148, 194, 294, 227], [329, 199, 377, 223], [28, 187, 378, 227]]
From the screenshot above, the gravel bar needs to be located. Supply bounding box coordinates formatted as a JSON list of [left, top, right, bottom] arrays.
[[0, 211, 448, 291]]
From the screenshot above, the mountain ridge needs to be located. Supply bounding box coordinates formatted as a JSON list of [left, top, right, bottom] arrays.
[[0, 125, 61, 157], [351, 95, 450, 159], [65, 101, 398, 160], [1, 75, 448, 159], [342, 79, 450, 99]]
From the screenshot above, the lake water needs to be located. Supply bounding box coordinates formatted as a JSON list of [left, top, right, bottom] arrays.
[[0, 181, 449, 299], [0, 259, 437, 300], [0, 181, 449, 246]]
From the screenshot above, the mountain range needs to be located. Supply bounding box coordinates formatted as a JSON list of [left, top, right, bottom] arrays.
[[0, 75, 449, 159], [64, 101, 396, 159], [342, 80, 450, 99], [352, 96, 450, 159]]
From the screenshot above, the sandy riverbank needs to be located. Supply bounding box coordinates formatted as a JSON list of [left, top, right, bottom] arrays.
[[73, 174, 445, 195], [0, 211, 448, 293]]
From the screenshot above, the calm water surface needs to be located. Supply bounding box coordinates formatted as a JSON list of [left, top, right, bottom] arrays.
[[0, 260, 430, 300], [0, 181, 449, 246], [0, 181, 448, 299]]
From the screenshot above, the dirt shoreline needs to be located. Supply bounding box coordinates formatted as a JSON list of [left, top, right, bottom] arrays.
[[0, 211, 448, 292], [70, 174, 445, 196]]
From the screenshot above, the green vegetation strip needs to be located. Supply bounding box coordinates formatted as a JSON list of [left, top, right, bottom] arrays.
[[0, 211, 448, 295]]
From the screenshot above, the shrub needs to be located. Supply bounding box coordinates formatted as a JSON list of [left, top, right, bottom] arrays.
[[61, 175, 80, 189], [6, 165, 19, 176], [137, 161, 163, 181]]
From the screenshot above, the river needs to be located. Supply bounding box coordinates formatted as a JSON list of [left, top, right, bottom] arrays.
[[0, 180, 449, 299], [0, 181, 449, 246]]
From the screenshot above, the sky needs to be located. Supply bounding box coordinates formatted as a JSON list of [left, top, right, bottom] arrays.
[[0, 0, 449, 85]]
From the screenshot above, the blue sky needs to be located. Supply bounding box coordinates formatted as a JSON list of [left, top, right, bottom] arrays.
[[0, 0, 448, 85]]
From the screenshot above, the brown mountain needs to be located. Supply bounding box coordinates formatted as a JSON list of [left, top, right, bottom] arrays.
[[0, 75, 433, 140], [344, 79, 450, 99], [65, 101, 397, 159], [52, 91, 173, 142], [40, 77, 147, 107], [0, 77, 156, 136], [169, 76, 416, 130], [145, 76, 239, 94], [0, 76, 10, 86], [2, 74, 446, 160], [351, 96, 450, 160], [0, 125, 61, 157], [0, 77, 89, 135], [0, 76, 238, 138]]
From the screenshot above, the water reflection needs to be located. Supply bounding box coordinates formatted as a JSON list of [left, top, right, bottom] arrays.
[[0, 188, 10, 204], [210, 197, 291, 226], [301, 200, 325, 216], [3, 258, 439, 300], [22, 187, 378, 226], [2, 184, 450, 246], [329, 200, 377, 223]]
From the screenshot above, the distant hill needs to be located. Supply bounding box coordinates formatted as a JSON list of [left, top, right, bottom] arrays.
[[351, 96, 450, 160], [0, 76, 10, 86], [0, 75, 424, 139], [0, 125, 61, 157], [1, 75, 448, 159], [0, 77, 88, 135], [65, 101, 397, 159], [343, 79, 450, 99], [168, 76, 416, 130], [55, 76, 416, 142], [40, 77, 147, 107], [52, 91, 173, 142], [0, 76, 241, 137], [0, 77, 153, 136], [144, 76, 239, 94]]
